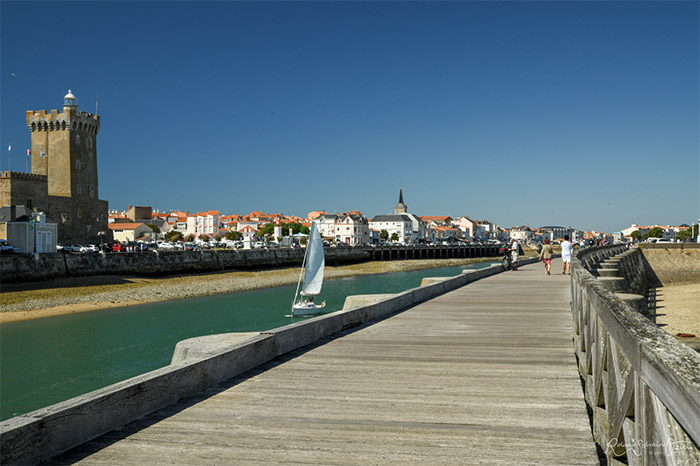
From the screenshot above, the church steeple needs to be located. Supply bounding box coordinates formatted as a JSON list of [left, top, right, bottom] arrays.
[[394, 188, 407, 214]]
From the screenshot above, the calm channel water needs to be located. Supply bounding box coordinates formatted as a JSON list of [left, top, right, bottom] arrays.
[[0, 262, 495, 421]]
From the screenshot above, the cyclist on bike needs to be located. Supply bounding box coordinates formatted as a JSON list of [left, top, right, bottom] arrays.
[[510, 238, 520, 271]]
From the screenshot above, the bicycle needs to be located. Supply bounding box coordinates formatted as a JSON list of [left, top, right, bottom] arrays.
[[500, 247, 513, 271]]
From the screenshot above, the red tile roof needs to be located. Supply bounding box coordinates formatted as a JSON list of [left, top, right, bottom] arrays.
[[108, 222, 145, 230]]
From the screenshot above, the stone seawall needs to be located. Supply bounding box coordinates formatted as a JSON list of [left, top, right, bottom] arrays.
[[1, 244, 500, 285], [0, 248, 370, 284], [639, 243, 700, 285]]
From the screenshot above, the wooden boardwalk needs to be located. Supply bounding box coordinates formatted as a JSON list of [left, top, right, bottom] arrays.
[[53, 258, 600, 465]]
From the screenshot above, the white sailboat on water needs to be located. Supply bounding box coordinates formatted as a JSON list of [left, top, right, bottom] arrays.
[[292, 222, 326, 316]]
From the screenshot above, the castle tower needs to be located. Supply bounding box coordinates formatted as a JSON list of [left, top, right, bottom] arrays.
[[394, 188, 407, 214], [24, 90, 108, 242], [27, 90, 100, 199]]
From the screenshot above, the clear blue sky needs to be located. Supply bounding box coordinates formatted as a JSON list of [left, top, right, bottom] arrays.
[[2, 1, 698, 233]]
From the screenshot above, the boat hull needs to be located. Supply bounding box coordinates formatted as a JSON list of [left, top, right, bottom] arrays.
[[292, 302, 325, 316]]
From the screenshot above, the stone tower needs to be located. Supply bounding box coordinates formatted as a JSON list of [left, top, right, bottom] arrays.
[[394, 188, 407, 214], [25, 90, 108, 242], [28, 90, 100, 198]]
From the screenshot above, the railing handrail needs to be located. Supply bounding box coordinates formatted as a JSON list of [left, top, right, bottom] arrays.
[[571, 246, 700, 463]]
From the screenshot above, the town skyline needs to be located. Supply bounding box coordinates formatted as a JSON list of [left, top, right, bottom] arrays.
[[2, 2, 698, 234]]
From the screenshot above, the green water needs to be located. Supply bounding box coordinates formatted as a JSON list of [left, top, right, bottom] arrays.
[[0, 262, 494, 421]]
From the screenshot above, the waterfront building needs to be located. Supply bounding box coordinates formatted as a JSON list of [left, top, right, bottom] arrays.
[[420, 216, 457, 243], [186, 211, 220, 238], [109, 222, 151, 243], [0, 90, 109, 243], [313, 211, 369, 245], [236, 221, 258, 241], [0, 205, 57, 253], [538, 226, 584, 242], [510, 226, 535, 242], [314, 213, 339, 239], [369, 189, 424, 244], [452, 216, 477, 240]]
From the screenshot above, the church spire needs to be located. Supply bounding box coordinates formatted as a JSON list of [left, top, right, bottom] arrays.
[[394, 188, 407, 214]]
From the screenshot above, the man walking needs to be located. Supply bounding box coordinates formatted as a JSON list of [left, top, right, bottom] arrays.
[[561, 235, 574, 275]]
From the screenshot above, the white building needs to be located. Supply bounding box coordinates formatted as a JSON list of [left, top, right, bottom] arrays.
[[369, 188, 425, 244], [369, 214, 414, 244], [187, 210, 220, 238], [314, 212, 369, 246], [510, 226, 535, 242], [315, 213, 340, 239], [452, 216, 477, 240], [236, 221, 258, 241]]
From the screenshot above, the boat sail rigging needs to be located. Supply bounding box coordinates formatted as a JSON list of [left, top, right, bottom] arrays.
[[292, 222, 326, 316]]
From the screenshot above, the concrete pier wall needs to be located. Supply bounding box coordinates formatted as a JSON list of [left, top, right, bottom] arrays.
[[0, 257, 538, 465]]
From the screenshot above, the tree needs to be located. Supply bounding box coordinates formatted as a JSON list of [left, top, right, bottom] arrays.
[[165, 230, 183, 243], [677, 224, 697, 241], [643, 227, 663, 240], [225, 230, 242, 241], [201, 234, 210, 242], [630, 230, 642, 242], [185, 234, 195, 242], [380, 229, 389, 241], [390, 232, 399, 242], [257, 223, 275, 237], [146, 224, 161, 234], [214, 235, 222, 242]]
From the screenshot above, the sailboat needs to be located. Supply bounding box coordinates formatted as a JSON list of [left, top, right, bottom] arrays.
[[292, 222, 326, 316]]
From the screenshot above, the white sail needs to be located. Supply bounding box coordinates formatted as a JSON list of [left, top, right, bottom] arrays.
[[301, 222, 324, 296]]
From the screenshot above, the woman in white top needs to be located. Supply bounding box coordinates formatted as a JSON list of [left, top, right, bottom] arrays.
[[560, 235, 574, 275]]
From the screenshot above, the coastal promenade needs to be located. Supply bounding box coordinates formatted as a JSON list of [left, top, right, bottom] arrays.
[[52, 258, 599, 465]]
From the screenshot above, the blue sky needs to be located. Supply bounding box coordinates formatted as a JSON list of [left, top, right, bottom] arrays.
[[2, 1, 698, 233]]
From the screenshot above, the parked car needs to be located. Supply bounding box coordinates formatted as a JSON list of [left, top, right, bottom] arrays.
[[70, 244, 89, 253], [0, 239, 21, 254], [648, 238, 672, 244], [110, 243, 126, 252]]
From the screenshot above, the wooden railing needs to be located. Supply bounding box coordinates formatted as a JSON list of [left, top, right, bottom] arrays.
[[571, 245, 700, 464]]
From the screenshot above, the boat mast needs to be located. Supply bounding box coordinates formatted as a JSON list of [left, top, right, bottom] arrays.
[[293, 228, 310, 305]]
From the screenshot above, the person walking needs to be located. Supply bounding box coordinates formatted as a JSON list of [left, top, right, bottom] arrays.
[[561, 235, 574, 274], [539, 238, 553, 275]]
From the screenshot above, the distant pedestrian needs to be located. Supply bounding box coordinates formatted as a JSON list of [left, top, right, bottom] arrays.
[[510, 238, 519, 271], [539, 238, 553, 275], [579, 238, 585, 249], [561, 235, 574, 275]]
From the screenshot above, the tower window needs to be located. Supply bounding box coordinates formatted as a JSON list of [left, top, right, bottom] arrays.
[[26, 199, 33, 209], [75, 159, 81, 169]]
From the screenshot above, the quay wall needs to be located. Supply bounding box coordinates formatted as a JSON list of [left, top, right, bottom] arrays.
[[638, 243, 700, 285], [0, 244, 500, 284], [0, 257, 537, 465], [571, 245, 700, 464]]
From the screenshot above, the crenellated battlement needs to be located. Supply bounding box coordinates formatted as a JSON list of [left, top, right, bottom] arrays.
[[26, 109, 100, 134], [0, 171, 49, 182]]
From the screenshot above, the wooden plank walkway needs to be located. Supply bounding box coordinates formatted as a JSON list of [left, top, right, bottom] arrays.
[[53, 258, 600, 465]]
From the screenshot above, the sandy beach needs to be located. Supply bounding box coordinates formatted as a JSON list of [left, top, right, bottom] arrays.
[[0, 257, 500, 323]]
